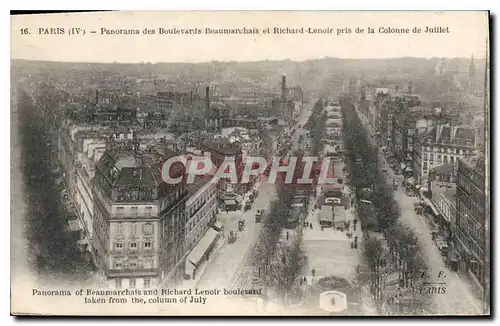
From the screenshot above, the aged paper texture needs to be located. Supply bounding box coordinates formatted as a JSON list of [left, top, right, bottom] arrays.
[[10, 11, 490, 316]]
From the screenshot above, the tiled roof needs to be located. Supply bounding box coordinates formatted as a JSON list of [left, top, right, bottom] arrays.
[[96, 149, 182, 188]]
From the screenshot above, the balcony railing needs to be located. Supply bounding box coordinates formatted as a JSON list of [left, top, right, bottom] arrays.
[[106, 268, 159, 278]]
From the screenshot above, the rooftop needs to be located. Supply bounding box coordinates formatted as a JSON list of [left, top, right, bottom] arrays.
[[95, 147, 184, 189], [419, 124, 476, 147]]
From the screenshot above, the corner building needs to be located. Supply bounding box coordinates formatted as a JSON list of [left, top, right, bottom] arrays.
[[92, 147, 188, 289]]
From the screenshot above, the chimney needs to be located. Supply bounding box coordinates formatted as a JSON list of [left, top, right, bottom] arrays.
[[96, 89, 99, 104], [206, 86, 210, 114], [281, 75, 286, 102]]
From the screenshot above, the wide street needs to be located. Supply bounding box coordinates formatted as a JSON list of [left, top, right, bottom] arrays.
[[356, 104, 482, 315], [194, 182, 276, 290], [196, 102, 312, 290]]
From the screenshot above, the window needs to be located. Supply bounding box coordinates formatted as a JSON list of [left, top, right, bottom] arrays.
[[114, 259, 123, 269], [129, 259, 138, 269], [115, 279, 122, 289], [144, 241, 152, 249], [115, 242, 123, 250], [144, 279, 151, 288], [131, 206, 139, 216], [130, 223, 138, 236], [129, 279, 136, 289], [116, 207, 125, 216], [145, 206, 153, 216], [143, 223, 153, 236], [116, 223, 124, 236], [130, 242, 138, 250], [429, 154, 434, 162], [143, 257, 153, 269]]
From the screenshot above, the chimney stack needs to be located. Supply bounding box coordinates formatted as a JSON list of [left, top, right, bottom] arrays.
[[206, 86, 210, 114], [281, 75, 286, 102]]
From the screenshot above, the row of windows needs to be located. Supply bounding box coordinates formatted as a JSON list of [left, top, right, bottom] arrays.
[[115, 278, 151, 289], [115, 222, 154, 237], [113, 188, 156, 202], [423, 154, 456, 164], [114, 241, 153, 251], [422, 146, 474, 154], [115, 206, 154, 216], [113, 257, 154, 270]]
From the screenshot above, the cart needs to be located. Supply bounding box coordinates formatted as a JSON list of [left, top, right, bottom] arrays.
[[244, 201, 252, 212]]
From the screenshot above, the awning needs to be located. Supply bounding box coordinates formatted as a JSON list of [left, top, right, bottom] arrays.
[[213, 221, 224, 231], [187, 228, 219, 266], [423, 197, 440, 216], [224, 199, 237, 206], [67, 219, 82, 232], [400, 163, 407, 169], [404, 166, 413, 172]]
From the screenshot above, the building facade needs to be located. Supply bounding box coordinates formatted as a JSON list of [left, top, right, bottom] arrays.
[[455, 155, 486, 286], [92, 147, 188, 289], [414, 125, 476, 183], [184, 176, 219, 280]]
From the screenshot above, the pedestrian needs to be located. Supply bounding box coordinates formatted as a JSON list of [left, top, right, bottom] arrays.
[[310, 224, 313, 230]]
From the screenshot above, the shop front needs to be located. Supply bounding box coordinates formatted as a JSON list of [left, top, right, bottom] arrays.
[[185, 228, 220, 281]]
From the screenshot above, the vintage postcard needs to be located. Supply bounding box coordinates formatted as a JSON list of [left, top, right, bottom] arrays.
[[10, 11, 490, 316]]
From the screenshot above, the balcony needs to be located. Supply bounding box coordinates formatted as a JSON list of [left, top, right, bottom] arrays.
[[106, 268, 159, 278]]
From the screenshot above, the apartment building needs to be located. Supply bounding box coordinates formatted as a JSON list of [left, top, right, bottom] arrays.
[[184, 175, 220, 281], [413, 124, 477, 183], [456, 155, 486, 286], [92, 147, 188, 289]]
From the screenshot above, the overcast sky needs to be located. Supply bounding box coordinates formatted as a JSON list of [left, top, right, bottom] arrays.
[[11, 11, 489, 63]]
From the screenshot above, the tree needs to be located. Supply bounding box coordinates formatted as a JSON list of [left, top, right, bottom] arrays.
[[341, 97, 432, 314], [267, 232, 307, 305]]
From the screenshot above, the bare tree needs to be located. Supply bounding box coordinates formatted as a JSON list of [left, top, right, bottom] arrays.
[[267, 232, 306, 306]]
